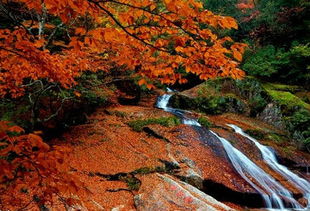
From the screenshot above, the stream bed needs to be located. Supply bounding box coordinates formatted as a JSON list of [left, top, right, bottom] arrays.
[[156, 92, 310, 210]]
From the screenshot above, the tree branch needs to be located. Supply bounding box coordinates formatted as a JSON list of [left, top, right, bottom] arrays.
[[43, 23, 64, 50], [88, 0, 170, 53], [99, 0, 203, 41], [0, 46, 27, 59]]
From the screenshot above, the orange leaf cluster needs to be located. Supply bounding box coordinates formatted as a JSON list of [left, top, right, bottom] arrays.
[[0, 0, 247, 96], [0, 121, 87, 210]]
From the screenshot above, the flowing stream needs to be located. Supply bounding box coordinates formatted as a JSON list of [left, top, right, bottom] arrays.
[[156, 93, 310, 210], [228, 124, 310, 208]]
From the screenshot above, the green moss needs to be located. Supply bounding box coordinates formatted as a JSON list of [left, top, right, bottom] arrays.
[[113, 111, 127, 118], [197, 80, 221, 97], [170, 94, 245, 115], [0, 99, 31, 129], [263, 81, 309, 111], [266, 89, 310, 111], [266, 133, 284, 143], [119, 175, 141, 191], [127, 116, 181, 132], [106, 110, 127, 118], [285, 109, 310, 151], [132, 167, 154, 175], [198, 117, 212, 128], [245, 129, 287, 143], [262, 82, 300, 92], [195, 95, 245, 114]]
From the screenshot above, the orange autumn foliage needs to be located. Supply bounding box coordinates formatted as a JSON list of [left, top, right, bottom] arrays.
[[0, 0, 246, 97], [0, 0, 247, 209], [0, 121, 87, 210]]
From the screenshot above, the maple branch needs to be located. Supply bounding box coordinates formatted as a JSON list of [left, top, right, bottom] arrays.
[[37, 3, 47, 39], [0, 46, 27, 59], [15, 199, 34, 211], [43, 23, 64, 50], [40, 96, 73, 123], [88, 0, 170, 53], [101, 0, 203, 41], [0, 2, 34, 36]]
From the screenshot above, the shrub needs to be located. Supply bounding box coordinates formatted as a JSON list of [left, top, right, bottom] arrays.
[[0, 121, 87, 210], [0, 71, 111, 132], [235, 78, 269, 116], [242, 45, 289, 77], [198, 117, 212, 128], [285, 109, 310, 151]]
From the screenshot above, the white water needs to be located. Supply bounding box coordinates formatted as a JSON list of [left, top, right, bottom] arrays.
[[156, 92, 309, 209], [228, 124, 310, 208], [156, 94, 172, 111], [210, 131, 301, 209]]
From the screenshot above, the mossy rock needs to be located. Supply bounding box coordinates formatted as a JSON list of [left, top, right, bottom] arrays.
[[262, 82, 301, 93], [169, 94, 246, 115], [197, 116, 212, 128], [127, 116, 181, 132], [265, 89, 310, 113], [168, 94, 196, 111]]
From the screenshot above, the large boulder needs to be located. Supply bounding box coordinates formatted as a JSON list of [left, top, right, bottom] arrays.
[[135, 174, 234, 211]]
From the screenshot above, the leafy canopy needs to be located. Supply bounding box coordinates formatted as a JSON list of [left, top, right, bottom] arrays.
[[0, 0, 246, 97]]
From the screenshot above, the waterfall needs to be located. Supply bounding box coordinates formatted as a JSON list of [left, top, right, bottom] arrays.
[[210, 131, 300, 209], [228, 124, 310, 208], [156, 92, 309, 209], [156, 94, 172, 111]]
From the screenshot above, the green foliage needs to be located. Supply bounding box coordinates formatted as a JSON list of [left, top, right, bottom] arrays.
[[123, 176, 140, 191], [235, 77, 269, 116], [198, 116, 212, 128], [175, 95, 245, 115], [284, 43, 310, 85], [242, 45, 289, 77], [262, 82, 300, 92], [242, 43, 310, 86], [0, 99, 31, 129], [204, 0, 239, 16], [204, 0, 310, 87], [0, 71, 111, 132], [127, 116, 181, 132], [195, 96, 226, 114], [285, 109, 310, 151], [266, 133, 285, 143], [74, 71, 109, 106], [197, 80, 222, 97], [265, 89, 310, 114]]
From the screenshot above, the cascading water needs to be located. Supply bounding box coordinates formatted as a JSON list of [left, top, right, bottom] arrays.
[[156, 94, 201, 126], [228, 124, 310, 208], [156, 92, 309, 210], [210, 131, 300, 209]]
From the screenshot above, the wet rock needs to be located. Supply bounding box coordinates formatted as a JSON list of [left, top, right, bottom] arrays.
[[182, 169, 204, 190], [257, 103, 286, 129], [135, 174, 234, 211], [202, 179, 265, 208], [168, 85, 248, 115], [177, 158, 204, 189]]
